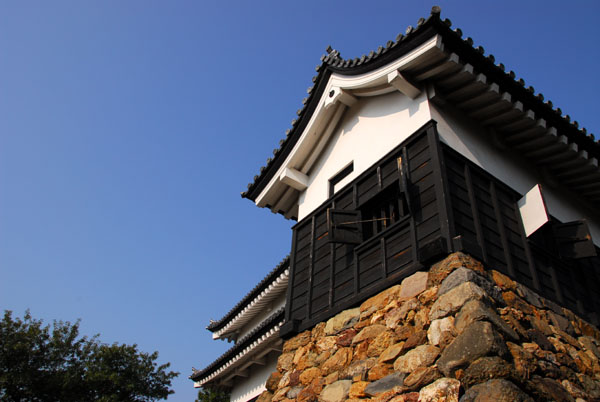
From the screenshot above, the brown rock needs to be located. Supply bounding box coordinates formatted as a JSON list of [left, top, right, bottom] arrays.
[[418, 377, 460, 402], [491, 270, 516, 290], [277, 352, 294, 372], [368, 362, 394, 381], [324, 371, 339, 385], [579, 336, 600, 360], [315, 349, 331, 365], [386, 299, 419, 329], [429, 282, 490, 320], [294, 344, 318, 370], [287, 386, 303, 399], [400, 329, 428, 354], [325, 308, 360, 335], [379, 342, 405, 363], [413, 307, 430, 330], [395, 325, 416, 340], [398, 271, 428, 300], [320, 380, 352, 402], [340, 358, 376, 381], [296, 387, 318, 402], [299, 367, 322, 385], [351, 341, 367, 362], [316, 336, 338, 353], [360, 285, 402, 314], [428, 316, 456, 346], [266, 371, 282, 392], [312, 322, 326, 339], [336, 328, 357, 347], [283, 330, 312, 352], [461, 356, 513, 387], [349, 381, 369, 398], [576, 373, 600, 398], [365, 372, 407, 396], [403, 366, 442, 390], [393, 344, 440, 373], [461, 379, 533, 402], [368, 330, 399, 357], [527, 313, 553, 336], [437, 321, 508, 377], [550, 325, 580, 349], [418, 286, 439, 305], [390, 392, 419, 402], [272, 386, 291, 402], [255, 391, 274, 402], [454, 299, 518, 341], [506, 342, 536, 380], [529, 376, 575, 402], [502, 291, 533, 315], [500, 312, 528, 339], [289, 370, 301, 387], [526, 328, 555, 351], [561, 379, 587, 400], [322, 347, 352, 375], [353, 324, 387, 344], [428, 252, 484, 287]]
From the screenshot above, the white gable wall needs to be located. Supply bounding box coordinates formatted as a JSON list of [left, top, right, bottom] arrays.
[[431, 103, 600, 245], [297, 91, 432, 220]]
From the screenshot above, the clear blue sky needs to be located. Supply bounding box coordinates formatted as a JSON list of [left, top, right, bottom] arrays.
[[1, 1, 598, 400]]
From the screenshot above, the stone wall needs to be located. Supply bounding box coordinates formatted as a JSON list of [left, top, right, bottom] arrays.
[[256, 253, 600, 402]]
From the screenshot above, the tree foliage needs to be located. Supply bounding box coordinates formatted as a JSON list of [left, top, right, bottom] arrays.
[[196, 386, 229, 402], [0, 310, 178, 402]]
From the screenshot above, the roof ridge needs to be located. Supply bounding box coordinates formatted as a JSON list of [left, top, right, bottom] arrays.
[[206, 255, 289, 331], [241, 6, 597, 207]]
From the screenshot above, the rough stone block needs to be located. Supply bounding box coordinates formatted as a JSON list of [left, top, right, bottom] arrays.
[[364, 372, 406, 396], [438, 267, 501, 302], [461, 356, 513, 387], [455, 299, 518, 341], [283, 330, 311, 352], [325, 308, 360, 335], [460, 379, 533, 401], [529, 376, 575, 402], [429, 282, 490, 320], [320, 380, 352, 402], [352, 324, 387, 344], [418, 377, 460, 402], [398, 271, 428, 300], [428, 316, 455, 346], [437, 321, 508, 376], [393, 344, 440, 373], [402, 366, 441, 390], [360, 285, 402, 314]]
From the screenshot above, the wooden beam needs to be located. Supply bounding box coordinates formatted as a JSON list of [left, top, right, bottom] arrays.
[[324, 87, 357, 109], [280, 168, 308, 191], [387, 70, 421, 99]]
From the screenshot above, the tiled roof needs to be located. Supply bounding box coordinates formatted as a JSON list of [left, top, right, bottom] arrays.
[[191, 306, 284, 382], [241, 6, 598, 208], [206, 255, 289, 332]]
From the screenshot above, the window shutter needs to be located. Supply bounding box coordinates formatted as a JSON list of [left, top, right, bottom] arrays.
[[553, 220, 597, 259], [327, 209, 362, 244]]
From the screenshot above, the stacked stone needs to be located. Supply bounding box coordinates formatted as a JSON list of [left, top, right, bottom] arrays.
[[257, 253, 600, 402]]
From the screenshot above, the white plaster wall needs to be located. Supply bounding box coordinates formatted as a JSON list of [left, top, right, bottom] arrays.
[[230, 353, 278, 402], [431, 103, 600, 245], [237, 294, 286, 341], [297, 91, 432, 220]]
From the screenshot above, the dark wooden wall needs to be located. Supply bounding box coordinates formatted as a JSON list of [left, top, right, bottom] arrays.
[[280, 121, 600, 338], [443, 144, 600, 325], [282, 123, 451, 336]]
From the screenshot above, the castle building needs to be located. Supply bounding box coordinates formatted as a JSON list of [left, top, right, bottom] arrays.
[[192, 7, 599, 401]]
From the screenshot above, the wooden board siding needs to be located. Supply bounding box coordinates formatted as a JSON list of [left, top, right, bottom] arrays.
[[443, 144, 600, 325], [282, 122, 447, 336]]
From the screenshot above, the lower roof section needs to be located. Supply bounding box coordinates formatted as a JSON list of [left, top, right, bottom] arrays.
[[192, 307, 284, 387]]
